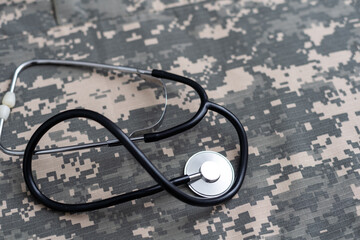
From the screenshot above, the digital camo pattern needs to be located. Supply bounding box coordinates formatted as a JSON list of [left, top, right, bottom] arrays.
[[0, 0, 360, 239]]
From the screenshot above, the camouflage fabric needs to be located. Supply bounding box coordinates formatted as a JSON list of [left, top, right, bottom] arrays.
[[1, 0, 360, 239]]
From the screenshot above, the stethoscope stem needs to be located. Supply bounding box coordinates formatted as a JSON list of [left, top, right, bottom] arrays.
[[188, 172, 202, 181]]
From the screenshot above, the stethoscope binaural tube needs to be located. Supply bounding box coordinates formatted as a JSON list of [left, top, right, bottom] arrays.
[[22, 69, 248, 212]]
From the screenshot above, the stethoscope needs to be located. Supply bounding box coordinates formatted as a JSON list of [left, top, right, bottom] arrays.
[[0, 59, 248, 212]]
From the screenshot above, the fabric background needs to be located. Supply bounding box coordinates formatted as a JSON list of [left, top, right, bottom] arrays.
[[1, 0, 360, 239]]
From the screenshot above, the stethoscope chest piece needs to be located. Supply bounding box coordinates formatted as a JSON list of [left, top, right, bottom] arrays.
[[184, 151, 235, 198]]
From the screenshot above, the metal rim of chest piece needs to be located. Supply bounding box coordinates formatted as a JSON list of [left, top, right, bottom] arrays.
[[184, 151, 235, 198]]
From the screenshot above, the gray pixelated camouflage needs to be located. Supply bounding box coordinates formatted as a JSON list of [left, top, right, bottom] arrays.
[[0, 0, 360, 239]]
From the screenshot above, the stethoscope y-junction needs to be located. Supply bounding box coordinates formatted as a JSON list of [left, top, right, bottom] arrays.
[[0, 59, 248, 212]]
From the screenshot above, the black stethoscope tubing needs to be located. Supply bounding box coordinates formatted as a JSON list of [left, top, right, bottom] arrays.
[[23, 69, 248, 212]]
